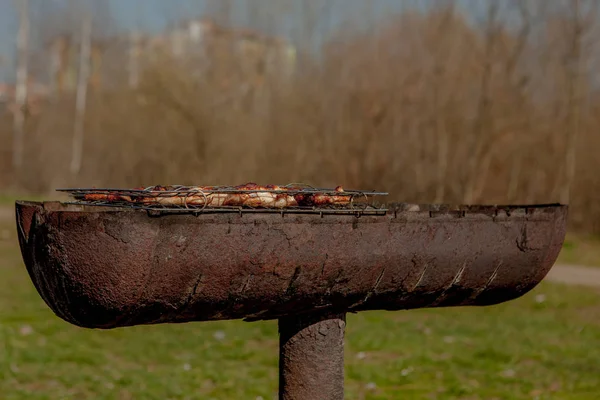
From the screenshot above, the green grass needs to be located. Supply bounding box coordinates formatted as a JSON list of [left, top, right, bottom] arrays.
[[1, 209, 600, 399], [558, 233, 600, 268]]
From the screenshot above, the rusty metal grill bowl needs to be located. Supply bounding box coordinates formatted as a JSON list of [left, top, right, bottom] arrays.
[[15, 200, 567, 329]]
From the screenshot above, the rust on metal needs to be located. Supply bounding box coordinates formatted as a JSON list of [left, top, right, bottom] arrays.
[[279, 312, 346, 400], [15, 201, 567, 329]]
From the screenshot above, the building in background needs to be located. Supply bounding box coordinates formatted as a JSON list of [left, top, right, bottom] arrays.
[[46, 34, 105, 94], [40, 16, 297, 94], [0, 75, 50, 116]]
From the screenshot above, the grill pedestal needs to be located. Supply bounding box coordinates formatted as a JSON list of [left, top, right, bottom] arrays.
[[279, 312, 346, 400], [15, 201, 568, 398]]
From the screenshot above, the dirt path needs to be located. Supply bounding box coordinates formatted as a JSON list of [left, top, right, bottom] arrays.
[[545, 264, 600, 288]]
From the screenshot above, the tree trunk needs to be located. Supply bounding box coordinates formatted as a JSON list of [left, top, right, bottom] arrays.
[[70, 14, 92, 177], [12, 0, 29, 171]]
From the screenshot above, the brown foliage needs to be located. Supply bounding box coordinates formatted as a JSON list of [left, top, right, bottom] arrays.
[[2, 2, 600, 233]]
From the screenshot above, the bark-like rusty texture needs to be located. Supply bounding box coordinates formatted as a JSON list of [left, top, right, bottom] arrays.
[[15, 201, 567, 329], [279, 312, 345, 400]]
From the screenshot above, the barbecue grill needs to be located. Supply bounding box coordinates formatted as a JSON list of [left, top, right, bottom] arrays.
[[15, 185, 567, 400]]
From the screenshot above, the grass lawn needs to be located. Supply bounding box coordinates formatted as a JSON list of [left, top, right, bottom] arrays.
[[1, 202, 600, 399], [558, 233, 600, 268]]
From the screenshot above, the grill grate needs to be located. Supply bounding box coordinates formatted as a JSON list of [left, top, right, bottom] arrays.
[[57, 184, 389, 216]]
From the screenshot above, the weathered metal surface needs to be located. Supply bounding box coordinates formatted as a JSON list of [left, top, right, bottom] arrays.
[[279, 312, 346, 400], [15, 201, 567, 329]]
